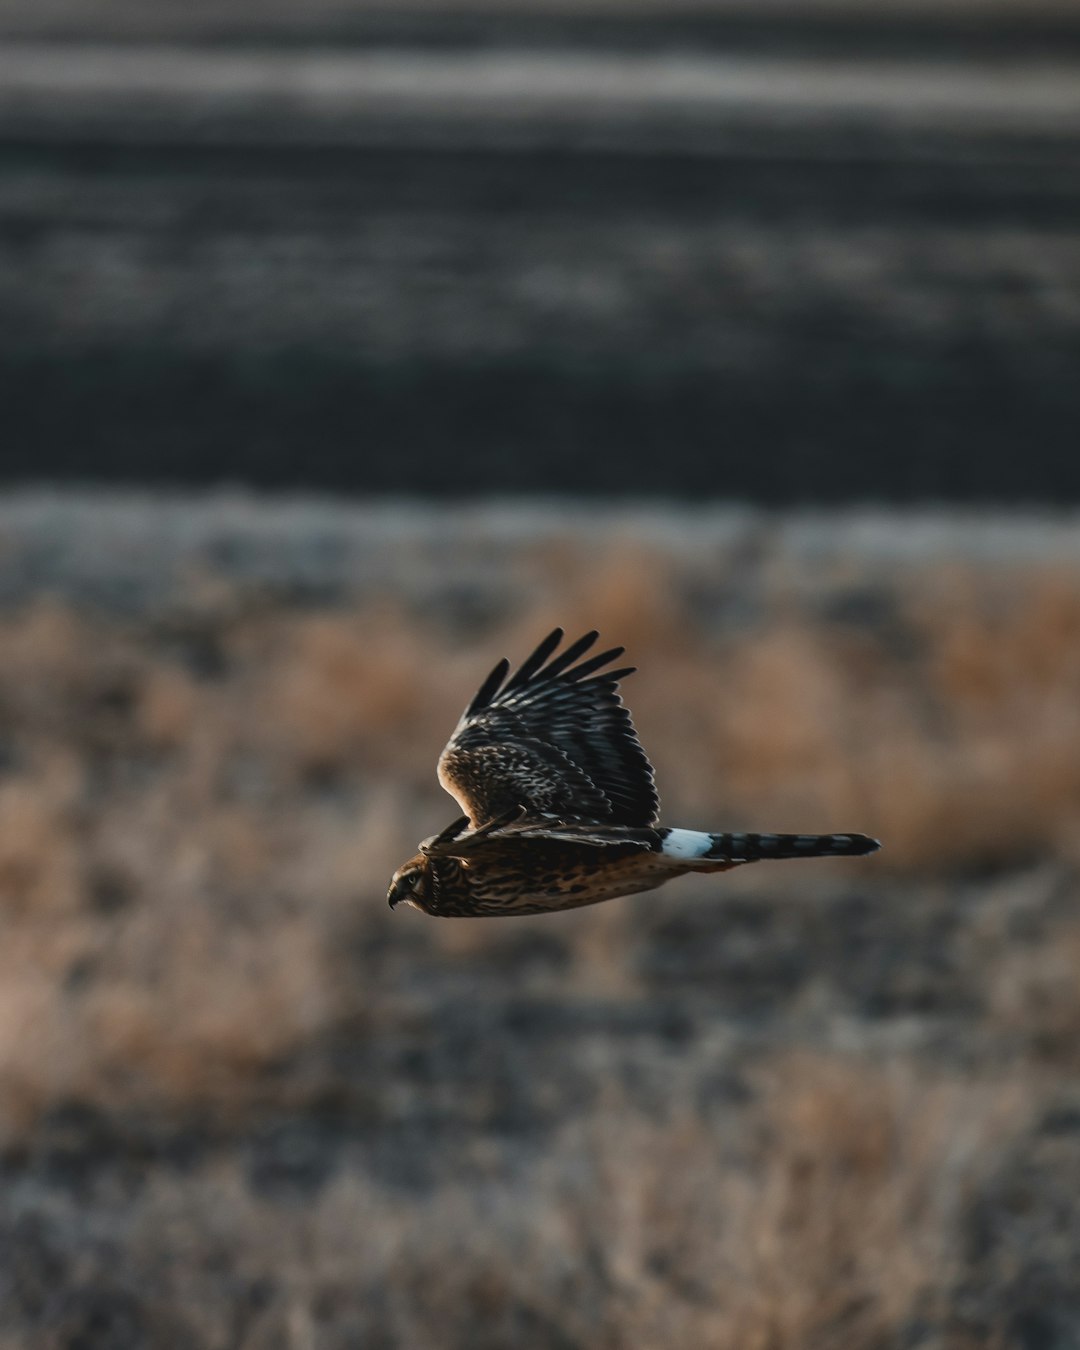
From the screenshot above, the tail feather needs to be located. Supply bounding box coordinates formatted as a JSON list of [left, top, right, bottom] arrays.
[[658, 827, 880, 864]]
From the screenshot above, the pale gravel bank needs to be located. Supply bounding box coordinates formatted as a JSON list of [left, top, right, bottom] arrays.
[[5, 45, 1080, 142], [2, 491, 1079, 613]]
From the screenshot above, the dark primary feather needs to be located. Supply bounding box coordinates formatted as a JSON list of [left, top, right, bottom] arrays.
[[438, 628, 659, 829]]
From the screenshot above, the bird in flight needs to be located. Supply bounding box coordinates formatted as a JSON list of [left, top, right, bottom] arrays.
[[388, 629, 879, 917]]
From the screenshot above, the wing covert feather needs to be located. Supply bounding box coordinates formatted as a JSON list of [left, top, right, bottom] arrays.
[[437, 629, 659, 828]]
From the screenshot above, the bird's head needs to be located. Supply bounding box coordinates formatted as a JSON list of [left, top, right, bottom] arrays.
[[387, 855, 432, 912]]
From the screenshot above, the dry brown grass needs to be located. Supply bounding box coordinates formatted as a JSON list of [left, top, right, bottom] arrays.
[[1, 507, 1079, 1345], [37, 1055, 1016, 1350], [2, 541, 1080, 1122]]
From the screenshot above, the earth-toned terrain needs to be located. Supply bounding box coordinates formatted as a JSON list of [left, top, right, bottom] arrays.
[[1, 494, 1079, 1347]]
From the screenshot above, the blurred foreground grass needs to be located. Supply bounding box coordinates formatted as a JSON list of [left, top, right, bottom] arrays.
[[1, 496, 1079, 1348]]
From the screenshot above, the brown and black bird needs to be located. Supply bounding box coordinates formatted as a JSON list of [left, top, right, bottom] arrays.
[[388, 629, 879, 917]]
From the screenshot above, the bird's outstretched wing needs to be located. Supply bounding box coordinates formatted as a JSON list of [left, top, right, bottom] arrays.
[[437, 628, 659, 829]]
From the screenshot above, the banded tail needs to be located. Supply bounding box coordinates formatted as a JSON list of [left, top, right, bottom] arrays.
[[658, 827, 880, 864]]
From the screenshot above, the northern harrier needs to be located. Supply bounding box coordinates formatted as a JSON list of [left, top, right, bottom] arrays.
[[388, 629, 879, 917]]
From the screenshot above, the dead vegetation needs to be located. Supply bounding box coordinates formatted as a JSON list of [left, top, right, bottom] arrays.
[[0, 503, 1079, 1346]]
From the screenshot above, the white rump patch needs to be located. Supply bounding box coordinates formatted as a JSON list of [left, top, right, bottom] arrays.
[[662, 829, 713, 859]]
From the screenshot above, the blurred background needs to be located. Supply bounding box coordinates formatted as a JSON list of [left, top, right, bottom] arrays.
[[3, 0, 1080, 500], [2, 2, 1080, 1347]]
